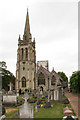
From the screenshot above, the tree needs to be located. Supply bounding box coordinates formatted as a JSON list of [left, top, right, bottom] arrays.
[[0, 61, 7, 69], [70, 71, 80, 93], [58, 72, 68, 82], [0, 61, 15, 90]]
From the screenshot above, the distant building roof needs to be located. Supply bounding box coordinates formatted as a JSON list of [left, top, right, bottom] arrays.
[[37, 60, 49, 71], [37, 66, 50, 77]]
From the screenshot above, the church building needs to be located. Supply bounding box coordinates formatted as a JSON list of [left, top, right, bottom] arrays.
[[15, 9, 64, 100], [15, 9, 36, 93]]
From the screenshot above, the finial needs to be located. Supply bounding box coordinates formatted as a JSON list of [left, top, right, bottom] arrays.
[[18, 34, 21, 40], [52, 67, 54, 71], [27, 8, 28, 12], [33, 37, 35, 42]]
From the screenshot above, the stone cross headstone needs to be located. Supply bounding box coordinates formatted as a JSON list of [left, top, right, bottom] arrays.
[[17, 92, 19, 97], [40, 90, 43, 95], [8, 82, 14, 95], [19, 93, 33, 118], [24, 92, 29, 100], [8, 82, 13, 91]]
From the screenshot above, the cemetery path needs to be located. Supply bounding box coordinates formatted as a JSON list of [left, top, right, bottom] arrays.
[[65, 92, 79, 120]]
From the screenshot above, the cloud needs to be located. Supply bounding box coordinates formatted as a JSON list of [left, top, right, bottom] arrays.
[[0, 1, 78, 78]]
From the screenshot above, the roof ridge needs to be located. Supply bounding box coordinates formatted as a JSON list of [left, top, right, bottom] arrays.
[[41, 66, 50, 73]]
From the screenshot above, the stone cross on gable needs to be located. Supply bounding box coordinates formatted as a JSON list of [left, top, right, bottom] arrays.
[[8, 82, 13, 91]]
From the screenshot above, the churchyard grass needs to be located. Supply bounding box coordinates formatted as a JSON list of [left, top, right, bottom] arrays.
[[34, 102, 76, 118], [29, 103, 35, 106], [4, 95, 76, 118], [17, 96, 24, 100], [34, 103, 63, 118], [4, 102, 76, 118], [5, 107, 19, 118]]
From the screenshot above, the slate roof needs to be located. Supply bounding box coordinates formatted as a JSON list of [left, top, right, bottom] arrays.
[[37, 66, 50, 77], [56, 73, 63, 81], [37, 66, 68, 88], [52, 71, 68, 87]]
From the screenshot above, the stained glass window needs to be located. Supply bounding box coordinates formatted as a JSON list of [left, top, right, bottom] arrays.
[[51, 76, 56, 85]]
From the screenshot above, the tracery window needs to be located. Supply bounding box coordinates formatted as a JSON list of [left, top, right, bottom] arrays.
[[51, 75, 56, 85], [38, 72, 45, 86]]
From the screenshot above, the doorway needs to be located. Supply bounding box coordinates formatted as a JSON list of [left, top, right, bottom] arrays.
[[40, 86, 43, 91]]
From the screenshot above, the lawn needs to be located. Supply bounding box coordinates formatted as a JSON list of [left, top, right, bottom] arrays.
[[34, 103, 63, 118], [4, 95, 76, 118], [34, 102, 76, 118], [5, 102, 76, 118], [5, 107, 19, 118]]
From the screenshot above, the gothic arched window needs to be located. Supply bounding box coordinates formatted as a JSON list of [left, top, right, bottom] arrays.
[[22, 77, 26, 87], [51, 76, 56, 85], [26, 48, 28, 59], [38, 72, 45, 86], [21, 48, 24, 60]]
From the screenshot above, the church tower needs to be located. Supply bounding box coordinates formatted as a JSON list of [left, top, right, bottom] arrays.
[[15, 9, 36, 93]]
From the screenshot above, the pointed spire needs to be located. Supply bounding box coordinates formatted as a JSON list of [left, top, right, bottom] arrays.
[[18, 34, 21, 40], [18, 34, 21, 45], [33, 37, 35, 43], [24, 8, 30, 35], [23, 8, 32, 42]]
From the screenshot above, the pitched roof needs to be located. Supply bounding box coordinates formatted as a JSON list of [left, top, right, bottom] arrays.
[[56, 73, 63, 81], [37, 66, 51, 77]]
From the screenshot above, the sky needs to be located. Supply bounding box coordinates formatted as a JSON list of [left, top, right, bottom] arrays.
[[0, 0, 78, 80]]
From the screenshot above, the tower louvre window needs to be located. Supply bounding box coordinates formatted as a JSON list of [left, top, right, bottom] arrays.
[[26, 48, 28, 59], [21, 48, 24, 60], [23, 67, 25, 70], [22, 77, 26, 87]]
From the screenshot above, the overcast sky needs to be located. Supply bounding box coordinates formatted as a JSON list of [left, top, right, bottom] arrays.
[[0, 0, 78, 80]]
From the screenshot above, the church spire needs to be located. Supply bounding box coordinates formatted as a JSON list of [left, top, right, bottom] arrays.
[[24, 8, 30, 34], [23, 8, 32, 42]]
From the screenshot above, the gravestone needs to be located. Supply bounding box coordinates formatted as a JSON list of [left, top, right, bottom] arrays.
[[44, 102, 51, 108], [35, 102, 38, 112], [54, 87, 63, 101], [2, 89, 6, 95], [3, 95, 17, 104], [54, 89, 59, 100], [19, 94, 33, 118], [51, 91, 53, 100], [3, 82, 17, 105], [48, 91, 50, 102], [24, 92, 29, 100], [58, 87, 63, 101], [8, 82, 13, 94], [40, 90, 43, 95]]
